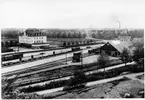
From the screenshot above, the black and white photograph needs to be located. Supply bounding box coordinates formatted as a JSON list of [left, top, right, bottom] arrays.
[[1, 0, 144, 99]]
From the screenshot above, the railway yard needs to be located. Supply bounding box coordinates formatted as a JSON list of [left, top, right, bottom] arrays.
[[2, 44, 102, 81], [1, 42, 144, 99]]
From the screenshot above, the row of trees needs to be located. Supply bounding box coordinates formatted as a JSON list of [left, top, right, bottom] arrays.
[[2, 28, 87, 39], [2, 41, 18, 47], [1, 28, 21, 39], [91, 30, 118, 40], [2, 28, 143, 40], [45, 31, 86, 38], [91, 29, 144, 40]]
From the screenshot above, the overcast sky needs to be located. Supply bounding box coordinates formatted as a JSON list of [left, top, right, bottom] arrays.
[[0, 0, 145, 28]]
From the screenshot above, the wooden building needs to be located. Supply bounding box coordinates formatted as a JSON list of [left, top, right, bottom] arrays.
[[100, 41, 130, 57]]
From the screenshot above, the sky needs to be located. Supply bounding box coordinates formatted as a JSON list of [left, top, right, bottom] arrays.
[[0, 0, 145, 29]]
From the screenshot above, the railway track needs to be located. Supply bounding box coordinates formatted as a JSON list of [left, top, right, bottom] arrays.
[[2, 44, 103, 67], [2, 57, 72, 77], [2, 52, 90, 78], [4, 53, 93, 87], [2, 50, 72, 67]]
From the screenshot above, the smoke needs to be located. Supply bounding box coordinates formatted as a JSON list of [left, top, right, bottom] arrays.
[[109, 12, 121, 28]]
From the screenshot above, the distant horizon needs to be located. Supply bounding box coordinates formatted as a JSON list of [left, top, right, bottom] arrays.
[[1, 28, 144, 30]]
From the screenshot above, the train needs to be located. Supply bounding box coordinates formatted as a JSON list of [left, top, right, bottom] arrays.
[[2, 47, 82, 64], [88, 48, 100, 54], [2, 53, 23, 62], [71, 47, 81, 51]]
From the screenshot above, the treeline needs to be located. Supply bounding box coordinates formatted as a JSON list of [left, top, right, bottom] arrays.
[[42, 29, 87, 38], [2, 28, 87, 39], [91, 30, 118, 40], [1, 28, 144, 40], [91, 29, 144, 40], [1, 28, 22, 39]]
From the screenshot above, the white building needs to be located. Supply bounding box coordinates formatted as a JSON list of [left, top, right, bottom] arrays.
[[19, 29, 47, 44]]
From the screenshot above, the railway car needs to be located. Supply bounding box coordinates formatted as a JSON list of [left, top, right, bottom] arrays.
[[71, 47, 81, 51], [2, 53, 23, 62], [61, 48, 71, 53], [72, 52, 82, 62], [88, 48, 100, 54]]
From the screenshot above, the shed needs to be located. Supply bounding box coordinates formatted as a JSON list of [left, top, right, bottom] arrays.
[[100, 41, 130, 57]]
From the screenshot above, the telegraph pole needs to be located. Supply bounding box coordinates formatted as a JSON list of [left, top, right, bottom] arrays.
[[66, 53, 67, 64], [81, 50, 83, 67], [18, 43, 19, 53]]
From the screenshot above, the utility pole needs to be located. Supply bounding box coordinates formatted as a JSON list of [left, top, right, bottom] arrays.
[[18, 43, 19, 53], [66, 53, 67, 64], [81, 50, 83, 67]]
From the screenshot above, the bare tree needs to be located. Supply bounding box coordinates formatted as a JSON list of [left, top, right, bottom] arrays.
[[97, 52, 109, 77], [120, 48, 131, 66]]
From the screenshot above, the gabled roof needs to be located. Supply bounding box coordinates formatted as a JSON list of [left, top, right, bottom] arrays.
[[108, 41, 130, 53]]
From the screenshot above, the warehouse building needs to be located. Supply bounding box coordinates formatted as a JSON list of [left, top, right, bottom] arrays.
[[99, 41, 131, 57], [47, 38, 100, 47]]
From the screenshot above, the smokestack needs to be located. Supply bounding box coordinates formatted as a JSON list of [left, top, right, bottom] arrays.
[[116, 20, 121, 29]]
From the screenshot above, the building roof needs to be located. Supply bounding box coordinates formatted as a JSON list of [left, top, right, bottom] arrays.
[[24, 28, 46, 36], [47, 38, 98, 42], [101, 40, 132, 53], [109, 41, 130, 52]]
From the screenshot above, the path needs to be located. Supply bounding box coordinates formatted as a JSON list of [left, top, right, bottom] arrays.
[[125, 73, 144, 83]]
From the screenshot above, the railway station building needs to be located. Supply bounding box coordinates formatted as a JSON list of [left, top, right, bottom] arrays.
[[19, 29, 49, 49], [19, 29, 47, 44]]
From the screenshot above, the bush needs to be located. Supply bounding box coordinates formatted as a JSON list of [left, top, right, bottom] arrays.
[[2, 47, 13, 53], [19, 43, 32, 48], [19, 64, 144, 93], [63, 83, 86, 91], [20, 80, 68, 93], [66, 70, 87, 90], [130, 65, 144, 73], [86, 74, 104, 82]]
